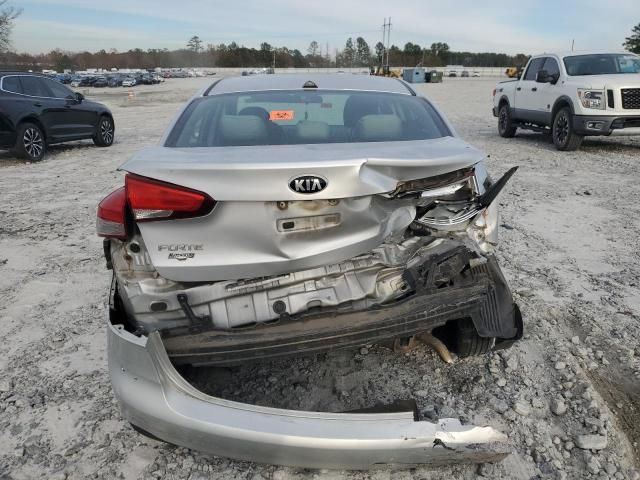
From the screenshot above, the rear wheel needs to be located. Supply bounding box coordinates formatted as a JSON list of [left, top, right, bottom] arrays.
[[453, 318, 494, 357], [434, 318, 494, 358], [552, 107, 583, 151], [15, 122, 45, 161], [498, 104, 517, 138], [94, 116, 114, 147]]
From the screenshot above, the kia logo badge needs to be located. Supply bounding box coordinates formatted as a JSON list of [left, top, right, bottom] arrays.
[[289, 175, 328, 194]]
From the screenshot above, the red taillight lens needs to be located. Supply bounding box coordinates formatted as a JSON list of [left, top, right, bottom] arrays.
[[96, 187, 127, 239], [125, 174, 215, 221]]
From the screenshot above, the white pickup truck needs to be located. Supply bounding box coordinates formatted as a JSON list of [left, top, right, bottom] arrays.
[[492, 51, 640, 150]]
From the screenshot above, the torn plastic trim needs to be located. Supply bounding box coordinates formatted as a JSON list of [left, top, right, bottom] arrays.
[[108, 320, 510, 469], [414, 166, 518, 230]]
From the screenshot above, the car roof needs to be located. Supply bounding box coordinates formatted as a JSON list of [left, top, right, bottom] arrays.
[[531, 51, 638, 59], [206, 73, 414, 96], [0, 71, 48, 77]]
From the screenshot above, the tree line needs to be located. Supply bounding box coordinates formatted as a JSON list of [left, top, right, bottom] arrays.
[[1, 36, 532, 72], [0, 1, 637, 73]]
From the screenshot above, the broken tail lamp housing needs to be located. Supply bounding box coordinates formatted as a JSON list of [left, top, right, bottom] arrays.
[[97, 174, 216, 239], [395, 168, 483, 230], [413, 167, 518, 230]]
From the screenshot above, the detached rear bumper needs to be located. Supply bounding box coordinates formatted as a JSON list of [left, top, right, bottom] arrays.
[[108, 321, 510, 469]]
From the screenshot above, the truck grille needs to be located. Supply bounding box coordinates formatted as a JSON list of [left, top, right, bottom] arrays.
[[621, 88, 640, 109]]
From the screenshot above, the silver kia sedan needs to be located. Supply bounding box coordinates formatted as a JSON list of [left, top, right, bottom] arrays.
[[97, 74, 522, 469]]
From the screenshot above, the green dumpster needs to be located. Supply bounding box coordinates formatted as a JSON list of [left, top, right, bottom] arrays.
[[426, 70, 443, 83]]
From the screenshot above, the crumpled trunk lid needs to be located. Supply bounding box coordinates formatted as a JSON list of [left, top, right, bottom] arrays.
[[120, 137, 483, 282]]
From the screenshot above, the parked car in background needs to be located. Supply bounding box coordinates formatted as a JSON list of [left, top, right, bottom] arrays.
[[447, 70, 457, 77], [99, 74, 521, 467], [472, 71, 481, 77], [0, 73, 114, 161], [122, 77, 136, 87], [79, 76, 96, 87], [139, 73, 160, 85], [461, 70, 470, 78], [108, 75, 124, 87], [93, 76, 108, 88], [49, 73, 72, 84], [493, 51, 640, 150]]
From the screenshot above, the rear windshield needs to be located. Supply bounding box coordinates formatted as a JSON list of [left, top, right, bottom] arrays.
[[563, 54, 640, 76], [166, 90, 451, 147]]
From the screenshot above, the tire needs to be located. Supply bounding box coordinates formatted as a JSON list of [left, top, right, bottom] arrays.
[[15, 122, 46, 161], [552, 107, 583, 151], [452, 318, 494, 358], [498, 103, 517, 138], [93, 115, 115, 147]]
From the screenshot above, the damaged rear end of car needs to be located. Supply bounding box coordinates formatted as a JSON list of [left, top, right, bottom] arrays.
[[98, 76, 521, 468]]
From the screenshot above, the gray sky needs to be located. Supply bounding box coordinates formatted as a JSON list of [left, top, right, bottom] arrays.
[[12, 0, 640, 55]]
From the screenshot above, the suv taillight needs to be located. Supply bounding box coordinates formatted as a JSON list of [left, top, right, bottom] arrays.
[[96, 174, 215, 239]]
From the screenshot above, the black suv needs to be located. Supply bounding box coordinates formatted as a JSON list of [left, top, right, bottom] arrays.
[[0, 73, 115, 161]]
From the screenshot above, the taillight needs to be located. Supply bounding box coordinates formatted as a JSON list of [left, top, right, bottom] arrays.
[[96, 187, 127, 239], [492, 88, 496, 97], [125, 174, 215, 221]]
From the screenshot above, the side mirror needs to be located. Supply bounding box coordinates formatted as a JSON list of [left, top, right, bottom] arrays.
[[75, 92, 84, 103]]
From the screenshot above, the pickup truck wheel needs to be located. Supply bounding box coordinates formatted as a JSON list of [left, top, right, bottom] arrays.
[[552, 107, 583, 151], [498, 104, 517, 138]]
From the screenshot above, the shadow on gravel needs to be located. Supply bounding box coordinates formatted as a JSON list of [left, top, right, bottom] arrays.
[[489, 131, 640, 155], [179, 344, 482, 417], [0, 142, 101, 168], [579, 139, 640, 155], [588, 370, 640, 466], [0, 149, 26, 167]]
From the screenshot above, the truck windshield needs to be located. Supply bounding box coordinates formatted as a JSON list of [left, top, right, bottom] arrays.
[[563, 54, 640, 76], [166, 90, 451, 148]]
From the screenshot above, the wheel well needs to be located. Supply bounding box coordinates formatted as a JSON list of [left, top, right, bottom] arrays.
[[96, 112, 113, 132], [498, 96, 510, 110], [18, 117, 47, 141], [551, 99, 572, 120]]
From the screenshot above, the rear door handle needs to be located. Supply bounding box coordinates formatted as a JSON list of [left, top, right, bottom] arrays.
[[531, 87, 537, 92], [516, 87, 521, 91], [33, 102, 42, 107]]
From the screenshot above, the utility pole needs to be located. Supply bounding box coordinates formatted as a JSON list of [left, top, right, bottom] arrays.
[[272, 49, 276, 69], [381, 17, 392, 71]]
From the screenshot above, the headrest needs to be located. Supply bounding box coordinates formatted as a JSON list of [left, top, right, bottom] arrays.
[[238, 106, 270, 121], [352, 114, 403, 142], [218, 115, 268, 146], [296, 121, 330, 143], [343, 95, 380, 127]]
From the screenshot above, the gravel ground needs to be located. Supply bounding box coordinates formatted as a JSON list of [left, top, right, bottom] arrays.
[[0, 77, 639, 480]]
